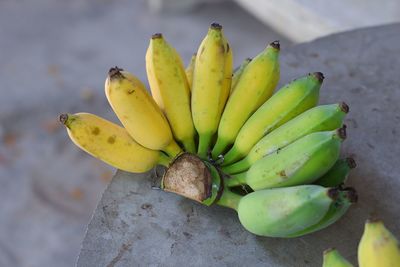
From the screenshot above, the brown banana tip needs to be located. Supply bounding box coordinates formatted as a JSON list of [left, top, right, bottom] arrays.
[[270, 40, 280, 50], [152, 33, 163, 39], [108, 66, 124, 78], [59, 113, 68, 125], [327, 188, 339, 200], [343, 187, 358, 203], [210, 22, 222, 30], [366, 218, 383, 224], [346, 157, 357, 169], [312, 72, 325, 82], [336, 126, 347, 140], [339, 102, 350, 113], [246, 57, 252, 62]]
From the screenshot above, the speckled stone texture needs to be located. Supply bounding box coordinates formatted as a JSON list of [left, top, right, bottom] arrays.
[[78, 24, 400, 267]]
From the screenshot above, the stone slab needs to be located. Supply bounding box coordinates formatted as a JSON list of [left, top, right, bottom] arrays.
[[78, 24, 400, 266]]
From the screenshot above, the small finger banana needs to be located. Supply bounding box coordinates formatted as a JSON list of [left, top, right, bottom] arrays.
[[59, 113, 171, 173], [315, 157, 356, 187], [185, 53, 196, 90], [231, 58, 251, 94], [146, 33, 196, 153], [233, 185, 337, 237], [211, 41, 280, 158], [221, 72, 323, 163], [191, 23, 228, 158], [323, 248, 354, 267], [105, 67, 182, 158], [358, 220, 400, 267], [222, 103, 348, 174], [226, 128, 346, 190]]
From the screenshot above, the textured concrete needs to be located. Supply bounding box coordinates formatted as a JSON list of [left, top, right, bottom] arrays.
[[78, 24, 400, 266], [0, 1, 288, 267]]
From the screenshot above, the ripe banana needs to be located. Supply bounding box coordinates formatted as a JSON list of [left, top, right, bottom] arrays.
[[222, 103, 348, 174], [323, 248, 354, 267], [211, 41, 280, 158], [358, 220, 400, 267], [231, 57, 251, 94], [105, 67, 182, 157], [226, 128, 346, 190], [59, 113, 171, 172], [287, 187, 357, 237], [315, 157, 356, 187], [146, 33, 196, 153], [191, 23, 229, 158], [221, 72, 323, 164], [235, 185, 337, 237], [185, 53, 196, 90]]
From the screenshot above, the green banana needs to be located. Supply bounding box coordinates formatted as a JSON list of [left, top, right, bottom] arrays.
[[222, 72, 324, 164], [211, 41, 280, 158], [323, 248, 354, 267], [222, 103, 348, 174], [218, 185, 339, 237], [315, 158, 356, 187], [191, 23, 229, 158], [230, 57, 251, 94], [225, 128, 346, 190], [185, 53, 196, 90], [287, 187, 357, 237]]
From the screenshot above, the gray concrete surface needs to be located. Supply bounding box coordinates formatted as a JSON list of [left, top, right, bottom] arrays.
[[78, 24, 400, 266], [0, 0, 288, 267]]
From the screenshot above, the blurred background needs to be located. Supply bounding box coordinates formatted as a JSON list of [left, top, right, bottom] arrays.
[[0, 0, 398, 266]]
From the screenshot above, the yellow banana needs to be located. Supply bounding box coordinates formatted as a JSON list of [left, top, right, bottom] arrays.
[[59, 113, 171, 172], [218, 36, 233, 117], [211, 41, 280, 158], [105, 67, 182, 157], [191, 23, 228, 158], [146, 33, 196, 153], [231, 57, 251, 94], [358, 220, 400, 267], [220, 72, 323, 162], [185, 53, 196, 90]]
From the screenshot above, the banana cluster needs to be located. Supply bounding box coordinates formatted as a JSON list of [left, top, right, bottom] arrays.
[[61, 23, 358, 238], [323, 220, 400, 267]]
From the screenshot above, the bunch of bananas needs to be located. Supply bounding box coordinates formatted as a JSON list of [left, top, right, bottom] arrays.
[[322, 220, 400, 267], [61, 23, 358, 238]]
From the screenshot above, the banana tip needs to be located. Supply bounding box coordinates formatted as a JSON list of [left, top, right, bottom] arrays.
[[327, 188, 339, 200], [336, 126, 347, 140], [108, 66, 124, 79], [339, 102, 349, 113], [323, 248, 336, 255], [366, 218, 383, 225], [59, 113, 68, 125], [346, 157, 357, 169], [269, 40, 280, 50], [343, 187, 358, 203], [312, 72, 325, 82], [152, 33, 163, 39], [210, 22, 222, 30]]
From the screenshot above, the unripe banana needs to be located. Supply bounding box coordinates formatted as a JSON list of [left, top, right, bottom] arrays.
[[226, 128, 346, 190], [287, 188, 357, 237], [221, 72, 323, 163], [185, 53, 196, 90], [323, 248, 354, 267], [105, 67, 182, 157], [237, 185, 337, 237], [315, 157, 356, 187], [59, 113, 171, 172], [146, 34, 196, 153], [231, 58, 251, 94], [358, 220, 400, 267], [223, 103, 348, 174], [191, 23, 228, 158], [211, 42, 280, 157]]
